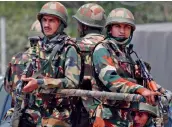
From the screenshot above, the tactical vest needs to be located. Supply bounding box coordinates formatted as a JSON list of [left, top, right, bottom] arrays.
[[71, 33, 104, 127], [4, 36, 77, 114], [32, 37, 77, 116]]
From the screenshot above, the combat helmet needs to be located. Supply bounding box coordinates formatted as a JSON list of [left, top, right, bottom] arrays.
[[73, 3, 106, 28], [131, 102, 159, 117], [37, 2, 68, 28], [26, 20, 43, 50], [106, 8, 136, 45], [28, 20, 43, 38], [106, 8, 135, 30], [131, 102, 159, 126]]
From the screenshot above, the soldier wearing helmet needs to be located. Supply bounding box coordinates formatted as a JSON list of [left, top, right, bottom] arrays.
[[10, 2, 81, 127], [130, 102, 159, 127], [3, 20, 43, 127], [25, 20, 43, 50], [92, 8, 161, 126], [71, 3, 106, 127], [73, 3, 106, 37], [28, 20, 43, 39]]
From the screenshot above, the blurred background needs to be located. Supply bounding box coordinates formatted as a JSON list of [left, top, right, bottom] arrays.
[[0, 1, 172, 90]]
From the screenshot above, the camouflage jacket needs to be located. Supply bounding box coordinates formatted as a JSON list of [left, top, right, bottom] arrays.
[[4, 34, 81, 121], [92, 38, 144, 120]]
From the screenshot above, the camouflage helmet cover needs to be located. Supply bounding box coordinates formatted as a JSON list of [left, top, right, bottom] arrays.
[[37, 2, 68, 28], [131, 102, 159, 117], [73, 3, 106, 28], [28, 20, 43, 38], [106, 8, 135, 30]]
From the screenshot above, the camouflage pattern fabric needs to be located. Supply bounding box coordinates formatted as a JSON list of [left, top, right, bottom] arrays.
[[77, 33, 104, 82], [24, 35, 81, 127], [73, 3, 106, 28], [28, 20, 43, 38], [37, 2, 68, 28], [92, 38, 145, 127], [4, 34, 81, 127], [4, 52, 31, 95], [75, 33, 104, 127], [105, 8, 135, 30]]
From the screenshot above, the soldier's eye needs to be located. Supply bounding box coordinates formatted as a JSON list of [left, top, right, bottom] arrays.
[[138, 112, 143, 116]]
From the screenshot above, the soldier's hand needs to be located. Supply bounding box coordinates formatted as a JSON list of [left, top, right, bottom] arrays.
[[135, 65, 141, 78], [22, 77, 38, 93], [136, 88, 161, 105]]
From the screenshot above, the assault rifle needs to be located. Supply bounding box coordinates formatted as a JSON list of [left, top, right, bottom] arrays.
[[128, 44, 169, 127], [12, 37, 39, 127]]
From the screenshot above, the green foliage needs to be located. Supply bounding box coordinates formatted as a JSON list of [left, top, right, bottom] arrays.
[[1, 1, 172, 65]]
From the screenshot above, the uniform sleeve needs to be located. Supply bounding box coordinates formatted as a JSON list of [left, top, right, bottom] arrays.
[[39, 46, 81, 89], [93, 44, 143, 93]]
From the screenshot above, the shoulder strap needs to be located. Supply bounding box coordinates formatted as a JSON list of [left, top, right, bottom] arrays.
[[32, 43, 65, 78]]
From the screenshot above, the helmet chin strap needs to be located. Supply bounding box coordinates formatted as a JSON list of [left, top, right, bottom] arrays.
[[145, 116, 153, 126], [107, 30, 133, 46]]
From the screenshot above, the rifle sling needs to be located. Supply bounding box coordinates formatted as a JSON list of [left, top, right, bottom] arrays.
[[32, 43, 64, 79]]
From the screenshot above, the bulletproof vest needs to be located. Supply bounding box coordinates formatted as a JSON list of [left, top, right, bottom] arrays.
[[33, 36, 77, 115], [76, 33, 104, 90]]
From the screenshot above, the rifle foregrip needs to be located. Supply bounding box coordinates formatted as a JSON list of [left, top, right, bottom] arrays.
[[148, 80, 158, 91]]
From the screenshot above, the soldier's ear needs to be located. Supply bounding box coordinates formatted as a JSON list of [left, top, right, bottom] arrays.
[[83, 25, 87, 31]]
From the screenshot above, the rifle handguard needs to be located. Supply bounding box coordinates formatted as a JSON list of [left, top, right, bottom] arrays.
[[148, 80, 158, 91]]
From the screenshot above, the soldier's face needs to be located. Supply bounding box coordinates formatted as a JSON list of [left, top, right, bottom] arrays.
[[41, 15, 60, 36], [110, 23, 132, 38], [132, 111, 149, 127]]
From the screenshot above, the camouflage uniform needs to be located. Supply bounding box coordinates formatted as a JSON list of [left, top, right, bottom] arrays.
[[5, 2, 81, 127], [26, 2, 81, 127], [72, 3, 106, 127], [130, 102, 159, 127], [92, 8, 147, 127], [3, 20, 43, 112]]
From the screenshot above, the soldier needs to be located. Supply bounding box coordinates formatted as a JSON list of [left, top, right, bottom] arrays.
[[92, 8, 161, 126], [10, 2, 80, 127], [72, 3, 106, 127], [2, 20, 44, 127], [28, 20, 43, 38], [25, 20, 43, 50], [130, 102, 158, 127]]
